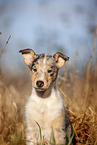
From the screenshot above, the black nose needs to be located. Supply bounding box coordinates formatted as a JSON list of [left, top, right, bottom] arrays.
[[36, 81, 44, 88]]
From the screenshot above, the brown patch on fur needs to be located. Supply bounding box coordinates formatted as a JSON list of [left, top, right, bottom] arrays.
[[46, 65, 51, 70], [54, 52, 69, 62], [46, 65, 56, 85], [30, 70, 39, 87], [44, 72, 53, 89], [35, 64, 39, 70]]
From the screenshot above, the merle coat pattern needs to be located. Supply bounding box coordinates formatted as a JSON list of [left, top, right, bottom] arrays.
[[19, 49, 75, 145]]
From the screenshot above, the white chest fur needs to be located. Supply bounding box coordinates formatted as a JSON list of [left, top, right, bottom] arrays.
[[24, 87, 65, 144], [25, 88, 64, 124]]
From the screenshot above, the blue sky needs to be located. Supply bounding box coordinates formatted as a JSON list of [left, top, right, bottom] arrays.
[[0, 0, 97, 76]]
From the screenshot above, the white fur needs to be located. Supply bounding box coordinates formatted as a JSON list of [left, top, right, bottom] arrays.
[[25, 87, 65, 145]]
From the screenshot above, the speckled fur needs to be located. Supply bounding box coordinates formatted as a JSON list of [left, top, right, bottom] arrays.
[[19, 49, 74, 145]]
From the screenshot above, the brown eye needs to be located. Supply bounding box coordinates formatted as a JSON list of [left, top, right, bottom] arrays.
[[32, 66, 37, 72], [50, 73, 53, 76], [48, 69, 53, 76], [33, 68, 37, 72], [48, 70, 52, 73]]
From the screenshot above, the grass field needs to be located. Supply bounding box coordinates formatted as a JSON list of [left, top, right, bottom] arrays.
[[0, 28, 97, 145]]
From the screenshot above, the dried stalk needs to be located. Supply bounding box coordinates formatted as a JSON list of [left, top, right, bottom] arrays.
[[0, 35, 11, 78], [84, 26, 97, 103], [0, 35, 11, 57]]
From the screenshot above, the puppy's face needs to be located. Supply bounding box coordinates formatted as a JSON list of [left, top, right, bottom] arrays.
[[19, 49, 69, 91], [29, 54, 58, 91]]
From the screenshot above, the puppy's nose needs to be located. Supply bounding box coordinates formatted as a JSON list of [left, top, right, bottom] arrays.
[[36, 81, 44, 88]]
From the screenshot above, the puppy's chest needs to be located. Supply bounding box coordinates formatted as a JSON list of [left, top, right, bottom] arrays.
[[25, 93, 64, 127], [35, 102, 48, 117], [27, 98, 59, 120], [38, 103, 47, 114]]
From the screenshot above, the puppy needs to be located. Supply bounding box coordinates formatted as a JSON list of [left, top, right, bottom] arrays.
[[19, 49, 75, 145]]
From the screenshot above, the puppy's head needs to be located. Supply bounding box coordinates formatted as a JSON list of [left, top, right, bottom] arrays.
[[19, 49, 69, 91]]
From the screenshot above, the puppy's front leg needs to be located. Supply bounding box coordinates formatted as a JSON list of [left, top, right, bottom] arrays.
[[26, 126, 39, 145], [26, 127, 34, 145], [51, 112, 66, 144]]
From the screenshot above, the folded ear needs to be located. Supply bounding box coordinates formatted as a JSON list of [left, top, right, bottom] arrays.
[[53, 52, 69, 68], [19, 49, 35, 65]]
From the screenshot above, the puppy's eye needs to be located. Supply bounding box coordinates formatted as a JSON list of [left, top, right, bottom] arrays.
[[32, 66, 37, 72], [33, 68, 37, 72], [48, 70, 52, 73], [50, 73, 53, 76]]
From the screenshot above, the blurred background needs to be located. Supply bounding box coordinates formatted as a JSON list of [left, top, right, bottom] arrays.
[[0, 0, 97, 77], [0, 1, 97, 144]]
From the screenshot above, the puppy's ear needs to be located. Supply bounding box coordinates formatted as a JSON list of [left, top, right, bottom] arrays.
[[53, 52, 69, 68], [19, 49, 35, 65]]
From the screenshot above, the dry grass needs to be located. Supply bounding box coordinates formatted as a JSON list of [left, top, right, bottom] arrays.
[[58, 67, 97, 144], [0, 28, 97, 144], [0, 80, 26, 145], [0, 68, 97, 145]]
